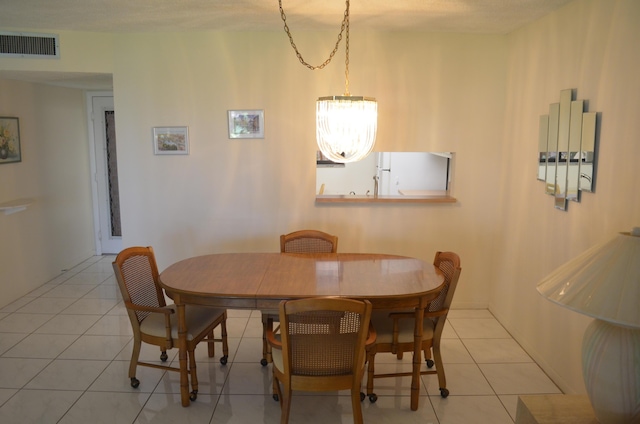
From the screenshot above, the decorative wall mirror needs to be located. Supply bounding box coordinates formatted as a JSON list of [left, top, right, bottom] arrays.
[[316, 152, 456, 203], [538, 89, 597, 210]]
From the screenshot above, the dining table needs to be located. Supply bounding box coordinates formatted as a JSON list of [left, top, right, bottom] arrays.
[[158, 252, 445, 409]]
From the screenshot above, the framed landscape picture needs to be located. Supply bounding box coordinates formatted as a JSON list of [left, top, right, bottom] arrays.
[[228, 110, 264, 139], [0, 117, 21, 164], [153, 126, 189, 155]]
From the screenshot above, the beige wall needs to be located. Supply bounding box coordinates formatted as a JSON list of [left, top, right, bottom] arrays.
[[110, 30, 506, 308], [0, 80, 96, 303], [493, 0, 640, 393], [2, 0, 638, 396], [1, 28, 506, 311]]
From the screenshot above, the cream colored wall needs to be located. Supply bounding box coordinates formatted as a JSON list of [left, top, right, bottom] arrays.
[[110, 31, 506, 312], [493, 0, 640, 393], [0, 80, 96, 304], [1, 28, 506, 310]]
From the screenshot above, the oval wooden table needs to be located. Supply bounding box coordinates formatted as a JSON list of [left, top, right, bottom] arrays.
[[159, 252, 445, 409]]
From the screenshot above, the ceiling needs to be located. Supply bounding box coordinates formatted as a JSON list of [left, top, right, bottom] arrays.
[[1, 0, 573, 33], [0, 0, 573, 89]]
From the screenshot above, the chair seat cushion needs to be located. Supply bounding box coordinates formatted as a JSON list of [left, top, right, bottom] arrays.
[[272, 344, 284, 373], [140, 304, 224, 341], [370, 310, 435, 344]]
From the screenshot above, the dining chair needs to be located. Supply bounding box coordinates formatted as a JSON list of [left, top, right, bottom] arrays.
[[365, 251, 461, 401], [112, 246, 229, 401], [267, 297, 376, 424], [279, 229, 339, 254], [260, 229, 339, 366]]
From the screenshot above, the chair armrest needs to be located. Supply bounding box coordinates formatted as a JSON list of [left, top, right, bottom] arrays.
[[125, 301, 174, 315], [266, 325, 282, 350], [365, 322, 377, 348], [388, 308, 449, 320], [424, 308, 448, 318], [385, 308, 450, 354], [125, 302, 175, 348], [387, 311, 414, 320]]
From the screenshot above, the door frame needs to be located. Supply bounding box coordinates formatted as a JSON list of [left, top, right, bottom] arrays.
[[86, 90, 118, 255]]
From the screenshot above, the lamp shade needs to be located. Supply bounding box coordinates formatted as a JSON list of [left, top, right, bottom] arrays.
[[537, 228, 640, 423], [537, 228, 640, 328], [316, 95, 377, 163]]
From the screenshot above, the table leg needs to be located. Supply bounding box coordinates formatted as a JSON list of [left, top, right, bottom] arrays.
[[411, 304, 425, 411], [176, 302, 190, 407]]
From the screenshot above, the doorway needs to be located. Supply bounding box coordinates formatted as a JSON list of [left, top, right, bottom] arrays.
[[88, 92, 122, 254]]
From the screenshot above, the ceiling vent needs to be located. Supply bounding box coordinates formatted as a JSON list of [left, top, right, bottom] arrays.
[[0, 31, 59, 59]]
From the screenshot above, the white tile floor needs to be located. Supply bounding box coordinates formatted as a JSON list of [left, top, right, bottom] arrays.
[[0, 255, 561, 424]]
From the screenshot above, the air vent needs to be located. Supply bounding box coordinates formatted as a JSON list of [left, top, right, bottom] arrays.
[[0, 31, 59, 58]]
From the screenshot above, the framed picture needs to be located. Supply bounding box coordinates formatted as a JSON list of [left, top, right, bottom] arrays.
[[228, 110, 264, 139], [0, 117, 21, 164], [153, 126, 189, 155]]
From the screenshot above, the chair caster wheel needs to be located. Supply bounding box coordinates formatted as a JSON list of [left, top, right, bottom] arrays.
[[190, 390, 198, 401], [220, 356, 228, 365], [360, 392, 365, 402], [440, 388, 449, 398], [426, 359, 434, 368], [368, 394, 378, 403], [160, 351, 168, 362], [273, 394, 279, 401], [260, 358, 268, 366], [130, 377, 140, 388]]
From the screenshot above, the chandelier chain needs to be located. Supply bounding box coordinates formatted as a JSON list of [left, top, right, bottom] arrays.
[[279, 0, 351, 95], [344, 7, 350, 95]]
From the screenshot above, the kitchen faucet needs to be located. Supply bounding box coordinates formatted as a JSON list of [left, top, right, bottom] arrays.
[[373, 175, 379, 198]]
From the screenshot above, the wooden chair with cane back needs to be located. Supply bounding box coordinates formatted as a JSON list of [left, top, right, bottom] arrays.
[[112, 246, 229, 401], [267, 297, 376, 424], [260, 229, 339, 366], [365, 251, 461, 401]]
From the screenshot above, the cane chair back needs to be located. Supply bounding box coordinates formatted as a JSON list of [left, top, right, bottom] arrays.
[[117, 249, 165, 327], [260, 230, 339, 366], [280, 229, 338, 254], [267, 297, 375, 424]]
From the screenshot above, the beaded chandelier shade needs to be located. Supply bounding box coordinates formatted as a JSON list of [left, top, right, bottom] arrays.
[[279, 0, 377, 163]]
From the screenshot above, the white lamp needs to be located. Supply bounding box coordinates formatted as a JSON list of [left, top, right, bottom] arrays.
[[537, 228, 640, 423], [279, 0, 377, 163]]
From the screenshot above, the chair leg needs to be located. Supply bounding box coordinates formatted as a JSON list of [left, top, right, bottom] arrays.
[[365, 349, 377, 402], [205, 316, 229, 365], [272, 368, 280, 401], [129, 336, 142, 388], [220, 318, 229, 363], [280, 381, 292, 424], [425, 345, 435, 368], [261, 316, 270, 366], [351, 387, 364, 424], [207, 329, 215, 357], [272, 372, 283, 404], [432, 342, 449, 397], [188, 349, 198, 401]]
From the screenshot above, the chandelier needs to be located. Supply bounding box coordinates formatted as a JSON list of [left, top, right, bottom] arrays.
[[279, 0, 377, 163]]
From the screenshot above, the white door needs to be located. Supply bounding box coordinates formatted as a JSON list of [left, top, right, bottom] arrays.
[[89, 93, 122, 254]]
